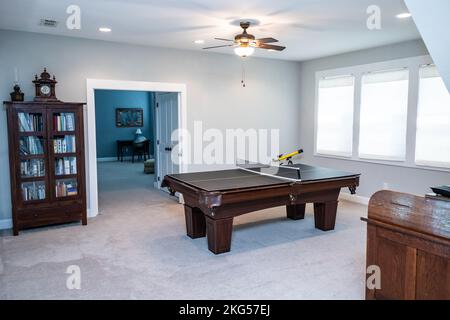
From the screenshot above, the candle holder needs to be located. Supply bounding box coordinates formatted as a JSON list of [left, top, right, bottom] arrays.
[[10, 84, 24, 102]]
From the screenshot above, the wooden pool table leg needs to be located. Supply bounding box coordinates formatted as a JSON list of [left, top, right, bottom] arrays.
[[184, 206, 206, 239], [205, 216, 233, 255], [314, 201, 339, 231], [286, 204, 306, 220]]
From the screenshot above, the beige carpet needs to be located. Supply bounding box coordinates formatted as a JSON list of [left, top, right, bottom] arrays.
[[0, 161, 367, 299]]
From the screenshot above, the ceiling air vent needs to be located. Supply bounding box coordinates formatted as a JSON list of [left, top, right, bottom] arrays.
[[39, 19, 58, 28]]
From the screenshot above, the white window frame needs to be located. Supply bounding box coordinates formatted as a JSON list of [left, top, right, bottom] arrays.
[[316, 75, 355, 158], [358, 67, 410, 162], [314, 55, 450, 173], [415, 64, 450, 169]]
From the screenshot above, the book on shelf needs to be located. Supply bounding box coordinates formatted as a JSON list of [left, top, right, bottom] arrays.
[[22, 182, 45, 201], [54, 136, 76, 154], [20, 136, 43, 155], [64, 158, 70, 174], [70, 157, 76, 173], [21, 159, 45, 177], [19, 142, 29, 156], [18, 113, 43, 132], [55, 158, 77, 175], [67, 185, 78, 196], [56, 180, 78, 197], [53, 113, 75, 132]]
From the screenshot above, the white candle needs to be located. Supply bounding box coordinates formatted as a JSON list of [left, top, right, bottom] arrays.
[[14, 67, 19, 84]]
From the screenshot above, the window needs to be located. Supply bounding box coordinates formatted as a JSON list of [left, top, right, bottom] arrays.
[[315, 56, 448, 171], [359, 69, 409, 161], [316, 75, 354, 157], [415, 65, 450, 168]]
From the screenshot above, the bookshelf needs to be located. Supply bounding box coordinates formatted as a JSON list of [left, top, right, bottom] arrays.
[[5, 101, 87, 235]]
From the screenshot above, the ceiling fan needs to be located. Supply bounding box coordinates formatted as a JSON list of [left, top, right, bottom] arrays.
[[203, 21, 286, 57]]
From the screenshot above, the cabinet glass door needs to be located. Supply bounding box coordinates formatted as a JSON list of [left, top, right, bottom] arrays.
[[51, 111, 79, 199], [17, 111, 47, 202]]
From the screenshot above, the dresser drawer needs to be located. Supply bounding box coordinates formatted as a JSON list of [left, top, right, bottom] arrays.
[[18, 207, 83, 229]]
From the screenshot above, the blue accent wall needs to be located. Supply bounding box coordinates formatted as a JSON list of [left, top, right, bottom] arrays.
[[95, 90, 154, 158]]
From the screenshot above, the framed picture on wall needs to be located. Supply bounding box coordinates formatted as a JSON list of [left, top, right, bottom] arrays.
[[115, 108, 143, 127]]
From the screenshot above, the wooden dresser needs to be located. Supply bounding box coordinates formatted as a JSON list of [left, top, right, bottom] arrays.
[[362, 190, 450, 300]]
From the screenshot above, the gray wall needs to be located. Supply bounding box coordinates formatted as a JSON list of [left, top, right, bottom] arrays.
[[0, 30, 301, 221], [1, 30, 447, 224], [95, 90, 154, 158], [298, 39, 450, 198]]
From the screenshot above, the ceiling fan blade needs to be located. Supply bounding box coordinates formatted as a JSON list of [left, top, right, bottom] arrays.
[[257, 44, 286, 51], [256, 37, 278, 43], [214, 38, 234, 42], [203, 44, 234, 50]]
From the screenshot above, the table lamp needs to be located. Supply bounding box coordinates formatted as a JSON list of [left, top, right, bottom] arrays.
[[134, 128, 147, 143]]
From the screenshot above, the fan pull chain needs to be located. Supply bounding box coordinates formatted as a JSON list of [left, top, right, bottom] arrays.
[[241, 61, 246, 88]]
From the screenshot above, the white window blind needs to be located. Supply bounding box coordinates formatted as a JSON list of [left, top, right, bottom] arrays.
[[359, 69, 409, 161], [316, 75, 355, 157], [415, 65, 450, 168]]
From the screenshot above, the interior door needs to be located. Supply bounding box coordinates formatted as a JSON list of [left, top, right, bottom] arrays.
[[155, 92, 179, 188]]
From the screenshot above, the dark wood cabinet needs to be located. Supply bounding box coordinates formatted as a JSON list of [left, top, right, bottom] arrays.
[[363, 191, 450, 300], [4, 101, 87, 235]]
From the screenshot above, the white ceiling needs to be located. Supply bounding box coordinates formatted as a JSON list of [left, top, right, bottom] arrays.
[[0, 0, 422, 61]]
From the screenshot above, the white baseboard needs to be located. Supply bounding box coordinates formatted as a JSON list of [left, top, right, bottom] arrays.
[[97, 157, 125, 162], [0, 219, 13, 230], [87, 208, 97, 218], [97, 156, 153, 162], [339, 193, 370, 205]]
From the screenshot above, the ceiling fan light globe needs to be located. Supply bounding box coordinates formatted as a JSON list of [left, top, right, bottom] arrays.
[[234, 46, 255, 57]]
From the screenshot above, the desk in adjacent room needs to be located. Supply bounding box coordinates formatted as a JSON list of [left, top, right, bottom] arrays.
[[116, 140, 134, 162]]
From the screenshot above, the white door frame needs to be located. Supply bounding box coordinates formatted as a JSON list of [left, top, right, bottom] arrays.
[[85, 79, 188, 218]]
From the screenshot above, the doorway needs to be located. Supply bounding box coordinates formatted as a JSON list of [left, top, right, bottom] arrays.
[[85, 79, 187, 218], [94, 89, 157, 213]]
